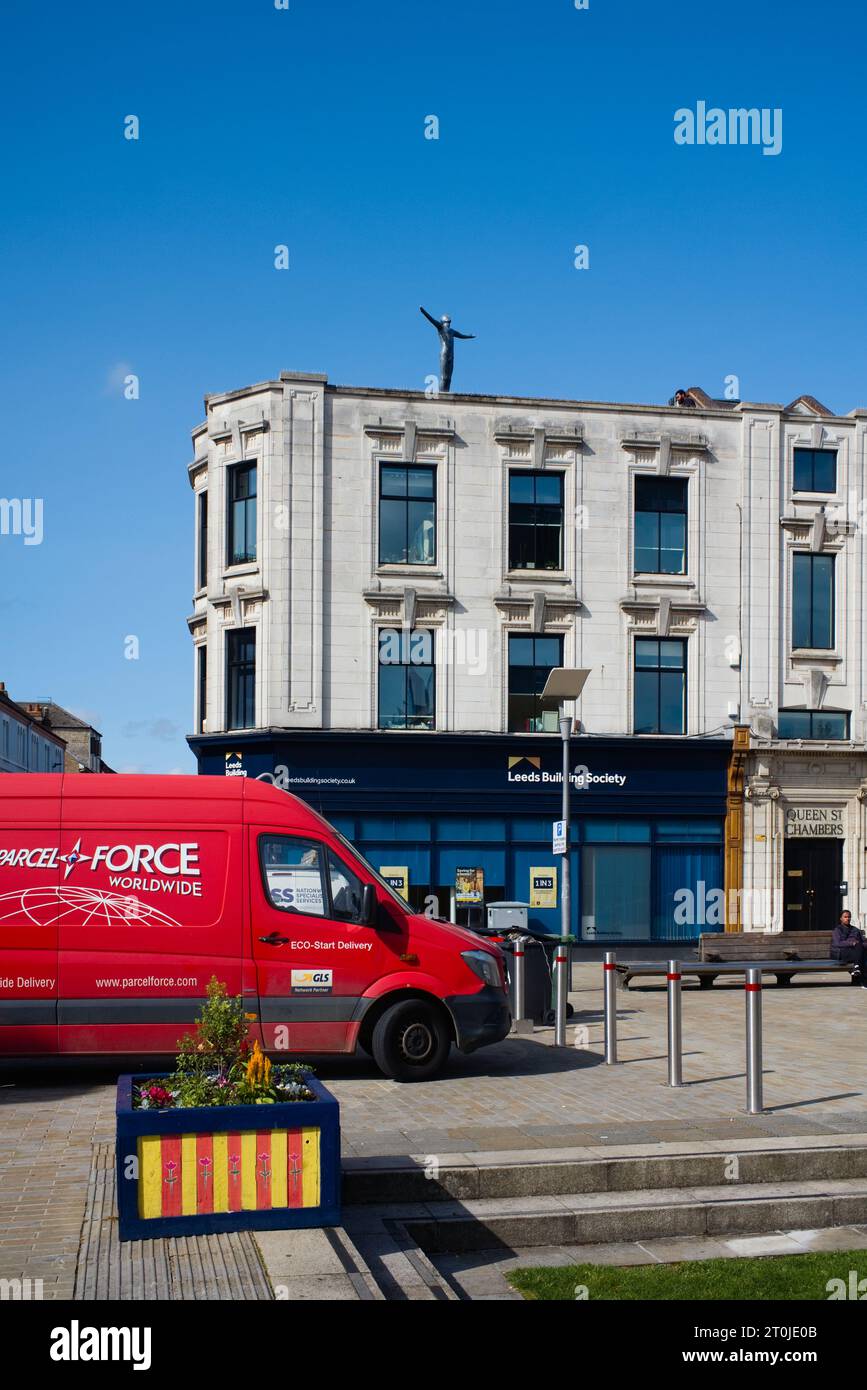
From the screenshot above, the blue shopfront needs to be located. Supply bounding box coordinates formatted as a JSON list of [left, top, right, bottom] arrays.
[[188, 731, 731, 952]]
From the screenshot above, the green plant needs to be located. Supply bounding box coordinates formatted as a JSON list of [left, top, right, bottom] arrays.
[[132, 978, 316, 1109]]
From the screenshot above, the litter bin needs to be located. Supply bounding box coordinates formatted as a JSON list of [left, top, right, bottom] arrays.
[[499, 936, 550, 1025], [527, 931, 575, 1026]]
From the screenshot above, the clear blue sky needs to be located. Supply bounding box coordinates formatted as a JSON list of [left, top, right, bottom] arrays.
[[2, 0, 865, 772]]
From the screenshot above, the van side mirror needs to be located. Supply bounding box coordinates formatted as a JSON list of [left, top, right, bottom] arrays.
[[361, 883, 377, 927]]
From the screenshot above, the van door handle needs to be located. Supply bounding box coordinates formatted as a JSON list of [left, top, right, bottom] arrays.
[[259, 932, 289, 946]]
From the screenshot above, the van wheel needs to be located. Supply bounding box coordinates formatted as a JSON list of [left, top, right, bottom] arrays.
[[371, 1000, 451, 1082]]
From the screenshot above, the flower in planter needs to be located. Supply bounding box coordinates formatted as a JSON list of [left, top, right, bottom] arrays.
[[143, 1084, 174, 1110]]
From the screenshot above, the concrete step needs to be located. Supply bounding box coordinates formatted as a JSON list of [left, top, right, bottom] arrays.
[[343, 1137, 867, 1205], [398, 1176, 867, 1253]]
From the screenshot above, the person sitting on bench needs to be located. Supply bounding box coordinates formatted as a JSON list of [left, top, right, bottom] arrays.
[[831, 910, 867, 986]]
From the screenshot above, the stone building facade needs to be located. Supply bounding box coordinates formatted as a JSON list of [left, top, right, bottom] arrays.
[[186, 373, 867, 941]]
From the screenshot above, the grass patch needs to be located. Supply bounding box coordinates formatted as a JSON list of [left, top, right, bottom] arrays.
[[508, 1251, 867, 1301]]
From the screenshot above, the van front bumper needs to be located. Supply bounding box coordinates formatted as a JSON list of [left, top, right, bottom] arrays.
[[446, 987, 511, 1054]]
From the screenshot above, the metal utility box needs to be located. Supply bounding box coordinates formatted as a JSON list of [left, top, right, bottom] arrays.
[[486, 901, 529, 934]]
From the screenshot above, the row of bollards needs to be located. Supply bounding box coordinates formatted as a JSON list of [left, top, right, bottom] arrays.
[[601, 952, 764, 1113]]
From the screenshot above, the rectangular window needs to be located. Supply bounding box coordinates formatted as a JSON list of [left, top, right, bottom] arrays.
[[227, 463, 257, 565], [1, 720, 8, 758], [226, 628, 255, 729], [634, 476, 688, 574], [581, 845, 651, 940], [197, 491, 208, 588], [792, 553, 834, 649], [379, 465, 436, 565], [634, 638, 687, 735], [793, 448, 836, 493], [197, 644, 207, 734], [260, 836, 327, 916], [508, 634, 563, 732], [508, 472, 564, 571], [378, 627, 435, 729], [777, 709, 849, 740]]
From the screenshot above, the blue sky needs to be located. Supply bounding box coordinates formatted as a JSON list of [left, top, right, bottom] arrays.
[[1, 0, 866, 772]]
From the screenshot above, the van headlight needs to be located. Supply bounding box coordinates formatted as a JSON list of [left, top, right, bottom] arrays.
[[461, 950, 501, 989]]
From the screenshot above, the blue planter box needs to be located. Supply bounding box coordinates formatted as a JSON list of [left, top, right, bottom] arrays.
[[116, 1073, 341, 1242]]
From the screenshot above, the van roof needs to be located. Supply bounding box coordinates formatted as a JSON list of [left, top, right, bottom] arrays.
[[0, 773, 330, 829]]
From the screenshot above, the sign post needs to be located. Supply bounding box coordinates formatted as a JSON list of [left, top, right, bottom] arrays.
[[540, 667, 591, 1047]]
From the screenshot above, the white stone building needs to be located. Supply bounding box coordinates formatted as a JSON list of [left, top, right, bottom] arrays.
[[186, 374, 867, 942]]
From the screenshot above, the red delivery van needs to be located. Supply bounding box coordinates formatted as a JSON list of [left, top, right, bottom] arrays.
[[0, 774, 510, 1080]]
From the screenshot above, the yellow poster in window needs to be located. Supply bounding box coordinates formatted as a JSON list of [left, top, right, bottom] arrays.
[[530, 868, 557, 909], [379, 866, 409, 900]]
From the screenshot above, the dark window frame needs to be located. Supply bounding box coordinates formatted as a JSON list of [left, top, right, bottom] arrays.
[[792, 552, 835, 650], [197, 644, 207, 735], [378, 463, 437, 566], [226, 627, 256, 730], [508, 470, 565, 573], [777, 709, 850, 740], [257, 835, 370, 925], [633, 475, 688, 575], [633, 637, 687, 735], [377, 627, 436, 730], [197, 490, 208, 589], [793, 448, 837, 494], [227, 462, 257, 566], [507, 632, 564, 733]]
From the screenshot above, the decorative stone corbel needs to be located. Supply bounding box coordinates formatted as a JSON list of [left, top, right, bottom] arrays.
[[801, 668, 828, 709], [403, 420, 417, 464], [533, 427, 546, 470], [403, 586, 417, 631], [810, 508, 827, 553], [533, 591, 547, 632], [657, 595, 672, 637], [657, 434, 672, 477]]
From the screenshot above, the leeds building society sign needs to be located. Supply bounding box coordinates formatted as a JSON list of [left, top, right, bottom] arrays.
[[785, 807, 844, 838]]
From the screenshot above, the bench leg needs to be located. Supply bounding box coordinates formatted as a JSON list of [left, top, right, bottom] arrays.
[[775, 973, 793, 987], [698, 974, 714, 989]]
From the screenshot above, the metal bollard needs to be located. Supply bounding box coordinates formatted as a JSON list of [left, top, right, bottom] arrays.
[[745, 967, 763, 1114], [511, 936, 533, 1036], [554, 941, 570, 1046], [667, 959, 683, 1087], [603, 950, 618, 1064]]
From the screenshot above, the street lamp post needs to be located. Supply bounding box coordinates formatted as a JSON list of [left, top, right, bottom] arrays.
[[541, 667, 591, 1047]]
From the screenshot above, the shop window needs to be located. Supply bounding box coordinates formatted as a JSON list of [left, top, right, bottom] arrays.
[[634, 476, 687, 574], [634, 638, 686, 735], [379, 464, 436, 565], [508, 634, 563, 732], [777, 709, 849, 740], [581, 845, 651, 940], [508, 472, 564, 571], [226, 628, 255, 729], [793, 448, 836, 493], [377, 628, 435, 730], [792, 553, 834, 649], [227, 462, 257, 565]]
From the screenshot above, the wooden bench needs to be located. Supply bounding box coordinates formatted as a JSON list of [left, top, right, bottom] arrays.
[[616, 931, 853, 989]]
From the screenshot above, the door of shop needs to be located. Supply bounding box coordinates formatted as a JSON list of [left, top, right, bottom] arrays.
[[783, 838, 843, 931]]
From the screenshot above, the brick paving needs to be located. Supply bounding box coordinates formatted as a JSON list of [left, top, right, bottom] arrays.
[[1, 964, 865, 1296]]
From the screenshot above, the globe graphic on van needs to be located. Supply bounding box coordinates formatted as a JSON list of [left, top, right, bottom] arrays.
[[0, 885, 181, 929]]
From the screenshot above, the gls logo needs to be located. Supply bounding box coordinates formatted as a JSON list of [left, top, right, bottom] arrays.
[[291, 969, 333, 994], [0, 841, 201, 879]]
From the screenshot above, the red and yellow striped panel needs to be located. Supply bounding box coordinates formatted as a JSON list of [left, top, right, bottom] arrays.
[[137, 1127, 321, 1219]]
